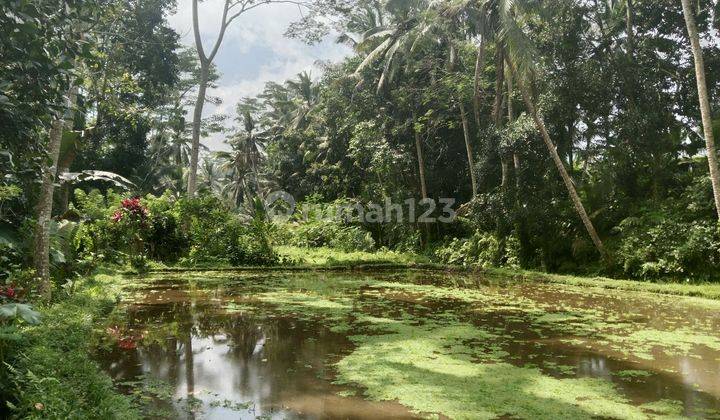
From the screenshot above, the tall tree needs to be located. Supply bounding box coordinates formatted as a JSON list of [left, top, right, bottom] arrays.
[[493, 0, 607, 257], [350, 1, 431, 199], [680, 0, 720, 220], [34, 85, 78, 300], [187, 0, 309, 196], [508, 60, 607, 258]]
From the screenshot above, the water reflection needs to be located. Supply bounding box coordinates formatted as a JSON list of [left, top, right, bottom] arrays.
[[100, 271, 720, 419], [102, 291, 417, 419]]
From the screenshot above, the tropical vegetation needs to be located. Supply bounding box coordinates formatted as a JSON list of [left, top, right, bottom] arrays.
[[3, 0, 720, 417]]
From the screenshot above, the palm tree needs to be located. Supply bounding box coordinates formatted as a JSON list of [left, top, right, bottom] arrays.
[[680, 0, 720, 221], [216, 105, 266, 207], [197, 157, 223, 194], [285, 71, 320, 131], [351, 0, 431, 199], [187, 0, 303, 196], [216, 149, 254, 207], [484, 0, 607, 258]]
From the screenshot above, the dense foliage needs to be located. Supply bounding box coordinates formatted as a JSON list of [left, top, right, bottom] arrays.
[[3, 0, 720, 291], [3, 0, 720, 415]]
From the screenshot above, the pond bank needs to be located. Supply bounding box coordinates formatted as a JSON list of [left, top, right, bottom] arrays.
[[1, 270, 138, 419]]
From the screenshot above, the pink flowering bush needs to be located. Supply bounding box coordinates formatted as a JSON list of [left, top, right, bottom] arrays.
[[110, 197, 150, 269]]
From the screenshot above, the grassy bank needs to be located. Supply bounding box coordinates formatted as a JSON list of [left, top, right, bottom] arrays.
[[151, 246, 720, 302], [276, 245, 431, 266], [485, 267, 720, 301], [1, 270, 138, 419]]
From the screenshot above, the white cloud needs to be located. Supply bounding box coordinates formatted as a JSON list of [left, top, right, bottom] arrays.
[[168, 0, 351, 151]]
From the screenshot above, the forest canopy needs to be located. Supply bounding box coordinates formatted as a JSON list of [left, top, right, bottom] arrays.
[[2, 0, 720, 295]]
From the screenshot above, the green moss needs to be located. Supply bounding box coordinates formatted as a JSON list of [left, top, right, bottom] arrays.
[[488, 267, 720, 302], [615, 370, 653, 380], [639, 399, 685, 417]]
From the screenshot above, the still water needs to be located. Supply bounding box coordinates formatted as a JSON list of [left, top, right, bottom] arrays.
[[99, 270, 720, 419]]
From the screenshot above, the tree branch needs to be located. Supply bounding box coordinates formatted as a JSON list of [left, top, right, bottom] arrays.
[[192, 0, 207, 63], [207, 0, 232, 62]]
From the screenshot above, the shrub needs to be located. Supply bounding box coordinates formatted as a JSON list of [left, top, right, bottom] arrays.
[[433, 231, 500, 267], [176, 195, 278, 266], [613, 214, 720, 280], [65, 190, 280, 268], [288, 221, 375, 253]]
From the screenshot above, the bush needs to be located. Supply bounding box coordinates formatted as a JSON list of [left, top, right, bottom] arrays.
[[613, 214, 720, 280], [176, 195, 278, 266], [65, 190, 279, 269], [2, 272, 138, 419], [433, 231, 500, 267], [288, 221, 375, 253]]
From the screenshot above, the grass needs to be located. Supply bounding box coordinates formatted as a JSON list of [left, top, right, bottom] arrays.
[[276, 245, 430, 267], [1, 269, 139, 419], [279, 246, 720, 301], [486, 267, 720, 301]]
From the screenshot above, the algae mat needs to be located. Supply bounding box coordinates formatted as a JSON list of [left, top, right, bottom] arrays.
[[99, 270, 720, 419]]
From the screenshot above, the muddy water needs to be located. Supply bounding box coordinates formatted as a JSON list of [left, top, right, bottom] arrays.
[[99, 271, 720, 419]]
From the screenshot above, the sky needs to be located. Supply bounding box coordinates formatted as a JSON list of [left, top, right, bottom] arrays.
[[168, 0, 351, 151]]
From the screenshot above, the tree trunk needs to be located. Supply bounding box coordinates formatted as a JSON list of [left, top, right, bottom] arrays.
[[473, 36, 486, 127], [34, 86, 77, 301], [508, 62, 607, 258], [492, 48, 505, 126], [414, 122, 428, 200], [493, 49, 510, 189], [625, 0, 634, 54], [186, 64, 209, 196], [681, 0, 720, 221], [507, 64, 520, 194], [460, 101, 478, 197]]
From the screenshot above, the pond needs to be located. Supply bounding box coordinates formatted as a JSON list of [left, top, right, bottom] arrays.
[[99, 270, 720, 419]]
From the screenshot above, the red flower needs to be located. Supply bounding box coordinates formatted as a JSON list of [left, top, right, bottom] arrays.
[[111, 210, 124, 222], [112, 197, 149, 223], [118, 338, 137, 350], [0, 286, 15, 299]]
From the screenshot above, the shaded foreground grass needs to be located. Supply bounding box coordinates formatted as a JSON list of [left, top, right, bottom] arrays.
[[1, 270, 138, 419]]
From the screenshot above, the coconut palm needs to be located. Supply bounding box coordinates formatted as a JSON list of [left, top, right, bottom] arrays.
[[680, 0, 720, 221], [351, 0, 431, 199], [484, 0, 606, 258], [216, 106, 266, 208], [197, 157, 223, 194], [285, 71, 321, 132]]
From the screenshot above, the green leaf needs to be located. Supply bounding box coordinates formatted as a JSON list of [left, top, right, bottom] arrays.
[[16, 304, 41, 325], [0, 304, 42, 325], [58, 170, 135, 190], [0, 325, 21, 342], [0, 223, 19, 247]]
